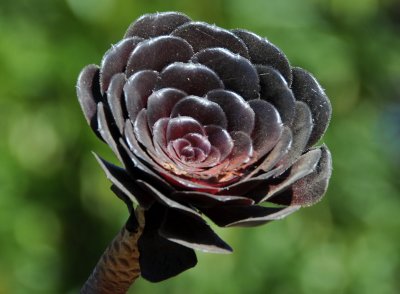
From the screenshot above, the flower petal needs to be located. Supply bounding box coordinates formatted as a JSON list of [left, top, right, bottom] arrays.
[[257, 65, 296, 125], [261, 148, 322, 202], [274, 101, 313, 176], [93, 153, 154, 208], [126, 36, 194, 76], [147, 88, 187, 128], [76, 64, 102, 134], [291, 67, 332, 147], [136, 180, 202, 218], [124, 12, 191, 39], [233, 29, 292, 85], [100, 37, 143, 94], [245, 126, 292, 179], [171, 96, 228, 129], [158, 62, 224, 96], [97, 102, 122, 162], [192, 48, 259, 100], [166, 116, 205, 142], [124, 70, 159, 121], [202, 205, 300, 227], [170, 191, 254, 207], [172, 22, 249, 58], [106, 73, 126, 132], [206, 90, 255, 134], [270, 145, 332, 206], [204, 125, 234, 161], [226, 131, 253, 170], [159, 209, 233, 253], [249, 99, 283, 159]]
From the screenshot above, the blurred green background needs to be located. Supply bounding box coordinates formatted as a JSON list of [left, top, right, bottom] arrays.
[[1, 0, 400, 293]]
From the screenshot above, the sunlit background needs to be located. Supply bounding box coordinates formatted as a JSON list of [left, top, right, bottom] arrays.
[[1, 0, 400, 293]]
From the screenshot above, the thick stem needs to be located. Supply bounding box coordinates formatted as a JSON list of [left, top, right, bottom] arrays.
[[81, 208, 145, 294]]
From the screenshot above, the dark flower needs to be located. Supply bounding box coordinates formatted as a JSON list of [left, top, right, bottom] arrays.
[[77, 12, 332, 282]]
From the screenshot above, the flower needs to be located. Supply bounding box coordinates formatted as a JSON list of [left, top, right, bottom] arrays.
[[76, 12, 332, 282]]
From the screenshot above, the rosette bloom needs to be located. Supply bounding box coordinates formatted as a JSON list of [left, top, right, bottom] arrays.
[[77, 12, 332, 282]]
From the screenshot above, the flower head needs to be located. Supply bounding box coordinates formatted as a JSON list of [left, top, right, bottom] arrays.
[[77, 12, 332, 282]]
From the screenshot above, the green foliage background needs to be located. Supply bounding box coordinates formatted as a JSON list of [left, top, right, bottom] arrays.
[[1, 0, 400, 293]]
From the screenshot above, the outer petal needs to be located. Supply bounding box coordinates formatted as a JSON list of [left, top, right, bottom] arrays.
[[124, 12, 191, 39], [260, 148, 322, 202], [170, 191, 254, 207], [233, 29, 292, 85], [172, 22, 249, 58], [76, 64, 102, 134], [159, 209, 233, 253], [126, 36, 194, 76], [249, 99, 283, 159], [291, 67, 332, 147], [202, 205, 300, 227], [192, 48, 260, 100], [274, 101, 313, 176], [106, 73, 126, 132], [270, 145, 332, 206], [124, 70, 159, 121], [93, 154, 154, 208], [100, 37, 143, 94], [257, 65, 296, 125]]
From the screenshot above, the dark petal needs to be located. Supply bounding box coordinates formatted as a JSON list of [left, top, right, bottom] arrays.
[[93, 154, 154, 208], [152, 118, 174, 162], [159, 208, 233, 253], [133, 109, 155, 152], [192, 48, 259, 100], [206, 90, 255, 134], [170, 191, 254, 208], [125, 119, 161, 164], [172, 22, 249, 58], [147, 88, 187, 128], [76, 64, 102, 134], [204, 125, 233, 161], [257, 65, 296, 125], [233, 29, 292, 85], [97, 102, 122, 162], [136, 179, 202, 218], [126, 36, 194, 77], [260, 148, 322, 203], [138, 204, 197, 283], [227, 131, 253, 170], [158, 62, 224, 96], [106, 73, 126, 132], [166, 116, 205, 142], [100, 37, 143, 94], [291, 67, 332, 147], [171, 96, 228, 129], [124, 12, 191, 39], [202, 205, 300, 227], [119, 138, 180, 193], [274, 101, 313, 176], [249, 99, 283, 159], [270, 145, 332, 206], [124, 70, 159, 121], [245, 126, 292, 179]]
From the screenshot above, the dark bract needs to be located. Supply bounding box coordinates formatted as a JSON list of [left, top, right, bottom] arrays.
[[77, 12, 332, 282]]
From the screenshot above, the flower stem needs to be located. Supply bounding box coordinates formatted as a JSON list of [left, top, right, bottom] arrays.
[[80, 208, 145, 294]]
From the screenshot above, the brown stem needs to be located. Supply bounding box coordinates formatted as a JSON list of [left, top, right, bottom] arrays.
[[80, 208, 145, 294]]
